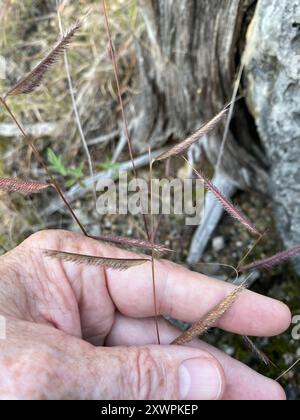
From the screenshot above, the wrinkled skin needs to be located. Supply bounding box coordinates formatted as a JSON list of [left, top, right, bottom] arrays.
[[0, 230, 291, 400]]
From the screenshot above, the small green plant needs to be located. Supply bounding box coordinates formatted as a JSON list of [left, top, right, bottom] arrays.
[[47, 148, 84, 188], [97, 157, 121, 178]]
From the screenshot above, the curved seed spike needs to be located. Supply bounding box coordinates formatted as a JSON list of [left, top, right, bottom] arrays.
[[199, 173, 260, 236], [155, 108, 228, 162], [0, 177, 51, 194], [172, 283, 246, 345], [44, 249, 150, 271], [184, 158, 261, 237], [90, 235, 171, 256], [5, 21, 81, 98], [239, 244, 300, 273]]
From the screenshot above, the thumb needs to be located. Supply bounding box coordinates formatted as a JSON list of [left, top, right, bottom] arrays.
[[89, 345, 225, 400]]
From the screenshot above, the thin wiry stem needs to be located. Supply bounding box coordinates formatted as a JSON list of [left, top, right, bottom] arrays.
[[276, 359, 300, 382], [194, 262, 239, 285], [101, 0, 150, 240], [149, 147, 160, 345], [153, 159, 171, 242], [216, 63, 244, 172], [101, 0, 135, 171], [239, 244, 300, 273], [151, 252, 161, 345], [0, 96, 87, 236], [236, 232, 265, 272], [57, 3, 97, 208], [242, 336, 274, 366]]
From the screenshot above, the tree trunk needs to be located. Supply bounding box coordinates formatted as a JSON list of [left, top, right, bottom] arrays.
[[132, 0, 268, 193], [131, 0, 300, 273], [244, 0, 300, 273]]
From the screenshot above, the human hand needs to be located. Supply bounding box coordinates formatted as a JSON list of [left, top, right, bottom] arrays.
[[0, 230, 290, 400]]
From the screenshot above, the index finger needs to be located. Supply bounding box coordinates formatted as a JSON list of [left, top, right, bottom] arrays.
[[108, 254, 291, 337], [41, 231, 291, 338]]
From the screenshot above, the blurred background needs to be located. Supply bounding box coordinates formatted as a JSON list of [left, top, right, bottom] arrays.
[[0, 0, 299, 399]]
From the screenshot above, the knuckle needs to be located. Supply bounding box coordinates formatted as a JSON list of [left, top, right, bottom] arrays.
[[23, 230, 64, 249], [23, 230, 51, 246], [124, 347, 174, 400]]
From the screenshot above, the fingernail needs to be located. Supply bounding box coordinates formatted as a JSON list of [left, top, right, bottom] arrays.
[[179, 358, 223, 400]]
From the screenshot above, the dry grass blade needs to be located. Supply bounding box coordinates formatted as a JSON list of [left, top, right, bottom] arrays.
[[276, 359, 300, 382], [90, 234, 171, 255], [236, 232, 266, 272], [0, 177, 51, 194], [183, 157, 261, 237], [44, 250, 150, 271], [242, 336, 274, 366], [216, 63, 244, 171], [149, 147, 161, 345], [155, 108, 228, 162], [239, 244, 300, 273], [4, 21, 81, 98], [172, 283, 246, 345], [101, 0, 150, 240], [57, 5, 97, 209]]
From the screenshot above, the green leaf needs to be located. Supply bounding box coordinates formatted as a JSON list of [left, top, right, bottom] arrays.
[[47, 148, 68, 176], [65, 178, 77, 188], [98, 158, 121, 173], [66, 162, 84, 178]]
